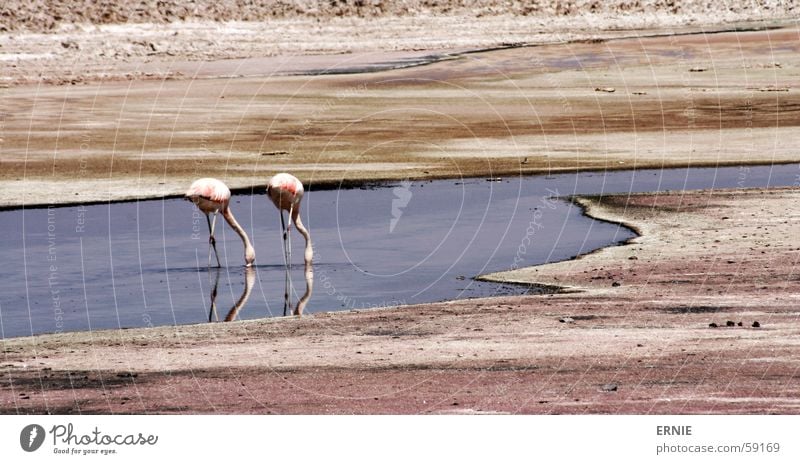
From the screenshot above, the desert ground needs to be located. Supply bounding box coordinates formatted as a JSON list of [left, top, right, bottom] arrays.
[[2, 16, 799, 208], [1, 3, 799, 413]]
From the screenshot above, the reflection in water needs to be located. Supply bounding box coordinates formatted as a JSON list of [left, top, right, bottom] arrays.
[[205, 264, 312, 321], [291, 262, 314, 316], [207, 269, 221, 322], [207, 267, 256, 322], [224, 267, 256, 322]]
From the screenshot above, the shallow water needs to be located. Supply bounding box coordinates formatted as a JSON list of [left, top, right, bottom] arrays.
[[1, 164, 798, 338]]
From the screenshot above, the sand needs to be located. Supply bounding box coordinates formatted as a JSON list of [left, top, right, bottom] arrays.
[[3, 25, 800, 208]]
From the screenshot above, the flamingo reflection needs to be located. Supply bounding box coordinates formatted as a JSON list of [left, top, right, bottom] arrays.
[[207, 267, 255, 322], [290, 261, 314, 316], [206, 264, 313, 321]]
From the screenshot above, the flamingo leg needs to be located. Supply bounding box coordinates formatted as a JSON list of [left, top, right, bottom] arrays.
[[209, 211, 221, 268], [280, 210, 290, 316], [287, 205, 293, 273], [286, 205, 295, 312], [205, 213, 214, 268]]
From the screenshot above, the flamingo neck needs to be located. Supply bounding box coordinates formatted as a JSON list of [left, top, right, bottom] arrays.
[[223, 207, 255, 263], [293, 214, 313, 267]]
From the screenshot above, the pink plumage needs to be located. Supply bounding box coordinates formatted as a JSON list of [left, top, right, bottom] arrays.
[[185, 178, 231, 210], [186, 177, 255, 267], [267, 172, 304, 211]]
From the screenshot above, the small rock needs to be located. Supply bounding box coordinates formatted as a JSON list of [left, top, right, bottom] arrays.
[[689, 67, 707, 72], [737, 322, 743, 327], [559, 317, 574, 323], [752, 321, 761, 328], [709, 322, 718, 328], [611, 281, 621, 287], [594, 87, 615, 93], [601, 383, 618, 392], [726, 320, 735, 327]]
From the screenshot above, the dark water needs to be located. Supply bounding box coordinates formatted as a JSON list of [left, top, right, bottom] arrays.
[[1, 164, 798, 338]]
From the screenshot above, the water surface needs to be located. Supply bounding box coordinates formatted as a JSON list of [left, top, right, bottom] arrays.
[[1, 164, 797, 338]]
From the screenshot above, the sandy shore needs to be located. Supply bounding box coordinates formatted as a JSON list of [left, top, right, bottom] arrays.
[[2, 24, 799, 208], [2, 186, 798, 413]]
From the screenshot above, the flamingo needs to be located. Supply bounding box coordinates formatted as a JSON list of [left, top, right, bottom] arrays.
[[185, 178, 255, 268], [267, 173, 313, 314]]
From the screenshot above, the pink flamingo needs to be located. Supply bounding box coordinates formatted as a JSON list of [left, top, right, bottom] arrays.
[[185, 178, 256, 268], [267, 173, 313, 268], [267, 173, 313, 314]]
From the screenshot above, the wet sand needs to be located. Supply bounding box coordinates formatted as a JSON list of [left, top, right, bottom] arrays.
[[2, 25, 800, 208], [2, 186, 799, 413]]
